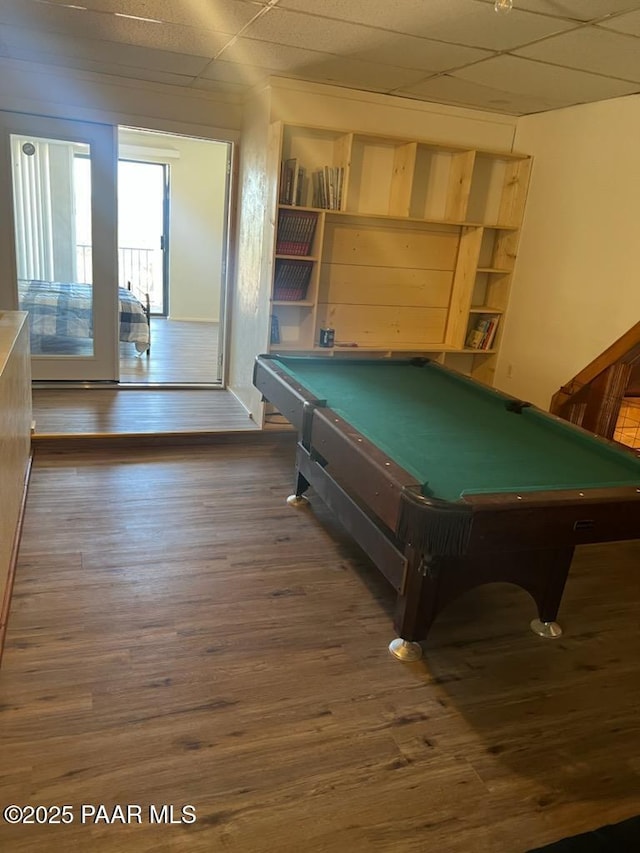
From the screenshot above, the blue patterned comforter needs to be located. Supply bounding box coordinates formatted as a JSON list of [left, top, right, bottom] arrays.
[[19, 280, 150, 353]]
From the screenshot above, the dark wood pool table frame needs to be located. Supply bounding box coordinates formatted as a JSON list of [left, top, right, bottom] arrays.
[[254, 354, 640, 659]]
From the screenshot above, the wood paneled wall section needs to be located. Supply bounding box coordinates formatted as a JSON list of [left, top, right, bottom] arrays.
[[0, 312, 32, 655], [318, 220, 458, 347]]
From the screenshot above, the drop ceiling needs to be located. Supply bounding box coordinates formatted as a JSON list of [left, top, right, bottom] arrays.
[[2, 0, 640, 115]]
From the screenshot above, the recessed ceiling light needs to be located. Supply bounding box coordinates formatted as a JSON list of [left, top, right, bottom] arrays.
[[33, 1, 88, 9], [114, 13, 164, 24]]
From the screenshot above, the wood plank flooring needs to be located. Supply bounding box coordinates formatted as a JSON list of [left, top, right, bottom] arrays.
[[119, 319, 220, 384], [31, 318, 260, 443], [1, 440, 640, 852], [31, 388, 259, 441], [30, 319, 219, 385]]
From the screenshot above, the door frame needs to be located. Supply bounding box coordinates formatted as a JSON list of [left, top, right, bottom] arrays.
[[0, 111, 119, 381], [116, 127, 235, 387]]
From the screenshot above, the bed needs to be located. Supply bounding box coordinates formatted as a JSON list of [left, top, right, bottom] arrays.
[[18, 279, 150, 355]]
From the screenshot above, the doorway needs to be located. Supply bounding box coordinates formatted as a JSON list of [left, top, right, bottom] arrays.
[[116, 127, 231, 386]]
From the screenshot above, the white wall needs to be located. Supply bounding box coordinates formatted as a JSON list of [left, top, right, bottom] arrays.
[[496, 94, 640, 410], [167, 136, 230, 322], [119, 129, 231, 323]]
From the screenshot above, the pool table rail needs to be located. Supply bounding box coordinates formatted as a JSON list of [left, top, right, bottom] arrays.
[[252, 355, 323, 434]]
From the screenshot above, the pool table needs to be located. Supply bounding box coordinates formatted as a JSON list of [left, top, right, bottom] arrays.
[[253, 355, 640, 660]]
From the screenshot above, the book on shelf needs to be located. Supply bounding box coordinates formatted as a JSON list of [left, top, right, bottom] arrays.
[[276, 209, 318, 255], [270, 314, 280, 345], [273, 258, 313, 301], [279, 158, 306, 206], [465, 315, 499, 350], [311, 165, 344, 210]]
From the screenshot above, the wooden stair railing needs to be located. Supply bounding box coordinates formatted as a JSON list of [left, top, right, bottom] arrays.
[[549, 320, 640, 440]]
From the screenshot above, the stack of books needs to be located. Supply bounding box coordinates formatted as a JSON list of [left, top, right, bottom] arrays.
[[279, 158, 306, 206], [312, 166, 344, 210], [273, 259, 313, 301], [465, 315, 499, 350], [276, 210, 318, 256], [279, 158, 345, 210]]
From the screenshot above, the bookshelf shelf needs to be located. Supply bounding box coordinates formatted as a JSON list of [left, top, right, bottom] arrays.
[[272, 300, 315, 307], [470, 305, 505, 314], [267, 122, 531, 381], [275, 254, 319, 262]]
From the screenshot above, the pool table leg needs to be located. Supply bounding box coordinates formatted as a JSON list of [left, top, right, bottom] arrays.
[[389, 546, 434, 661], [388, 638, 423, 661], [530, 619, 562, 638], [390, 545, 574, 657], [528, 545, 574, 639], [286, 470, 311, 508]]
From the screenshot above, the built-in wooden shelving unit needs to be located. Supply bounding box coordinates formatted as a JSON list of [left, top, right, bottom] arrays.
[[267, 123, 531, 384]]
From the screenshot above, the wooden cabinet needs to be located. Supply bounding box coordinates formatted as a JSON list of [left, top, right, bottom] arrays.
[[0, 311, 32, 663], [267, 123, 531, 384]]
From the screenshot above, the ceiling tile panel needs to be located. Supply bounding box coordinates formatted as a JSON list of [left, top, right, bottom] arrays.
[[285, 55, 433, 92], [81, 0, 263, 29], [454, 54, 640, 101], [599, 9, 640, 36], [0, 23, 212, 74], [506, 0, 640, 22], [217, 38, 328, 73], [218, 37, 429, 90], [514, 26, 640, 82], [344, 33, 491, 73], [277, 0, 578, 49], [242, 7, 399, 53], [190, 78, 249, 97], [11, 0, 260, 30], [198, 57, 274, 87], [397, 72, 570, 114], [0, 2, 236, 56], [37, 58, 202, 87]]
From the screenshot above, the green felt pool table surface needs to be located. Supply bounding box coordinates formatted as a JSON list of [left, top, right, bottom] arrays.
[[274, 357, 640, 503]]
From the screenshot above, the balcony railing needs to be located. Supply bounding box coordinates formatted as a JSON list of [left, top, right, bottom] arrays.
[[76, 244, 163, 313]]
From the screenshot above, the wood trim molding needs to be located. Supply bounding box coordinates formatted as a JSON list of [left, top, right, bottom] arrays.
[[0, 453, 33, 668]]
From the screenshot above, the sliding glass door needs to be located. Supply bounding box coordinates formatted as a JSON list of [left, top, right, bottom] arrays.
[[0, 112, 118, 380]]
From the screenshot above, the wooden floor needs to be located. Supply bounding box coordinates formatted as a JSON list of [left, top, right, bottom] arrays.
[[32, 317, 258, 442], [31, 318, 220, 385], [2, 440, 639, 852], [119, 319, 220, 385], [31, 387, 259, 441]]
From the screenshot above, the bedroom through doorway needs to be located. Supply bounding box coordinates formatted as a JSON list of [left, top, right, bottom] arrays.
[[0, 113, 232, 387]]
